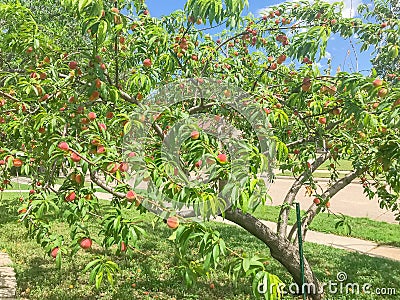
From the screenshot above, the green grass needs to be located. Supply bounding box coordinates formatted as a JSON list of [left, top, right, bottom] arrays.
[[276, 159, 355, 178], [319, 159, 353, 171], [5, 185, 398, 247], [276, 172, 347, 179], [7, 182, 107, 193], [0, 192, 400, 299], [253, 205, 400, 247], [8, 183, 32, 190]]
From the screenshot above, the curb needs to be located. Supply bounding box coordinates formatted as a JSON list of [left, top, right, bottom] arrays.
[[0, 251, 17, 299]]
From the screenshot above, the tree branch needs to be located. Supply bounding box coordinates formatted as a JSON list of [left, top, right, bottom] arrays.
[[188, 102, 216, 114], [285, 168, 365, 243], [90, 171, 195, 218], [277, 152, 331, 237], [0, 90, 20, 103], [286, 137, 315, 148], [298, 169, 363, 240]]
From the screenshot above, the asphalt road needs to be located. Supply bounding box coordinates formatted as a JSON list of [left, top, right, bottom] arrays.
[[267, 177, 398, 223]]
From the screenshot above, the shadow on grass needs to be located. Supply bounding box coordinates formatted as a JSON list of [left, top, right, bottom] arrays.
[[1, 193, 399, 300], [0, 197, 20, 224]]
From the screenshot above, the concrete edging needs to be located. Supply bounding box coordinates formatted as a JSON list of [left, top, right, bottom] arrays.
[[0, 251, 16, 299]]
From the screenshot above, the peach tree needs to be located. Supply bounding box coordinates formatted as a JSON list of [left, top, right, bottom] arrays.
[[0, 0, 399, 299]]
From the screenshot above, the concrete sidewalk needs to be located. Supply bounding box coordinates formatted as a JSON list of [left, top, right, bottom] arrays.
[[213, 217, 400, 262]]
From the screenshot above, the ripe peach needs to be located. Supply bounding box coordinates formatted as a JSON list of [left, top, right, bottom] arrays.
[[70, 152, 81, 162], [13, 158, 23, 167], [88, 112, 97, 120], [121, 241, 127, 252], [126, 190, 136, 200], [18, 206, 27, 214], [58, 142, 69, 151], [167, 216, 179, 229], [65, 191, 76, 202], [191, 131, 200, 140], [217, 153, 228, 164], [98, 123, 107, 131], [96, 145, 106, 154], [372, 78, 383, 87], [50, 247, 59, 258], [89, 91, 99, 101], [95, 78, 102, 88], [80, 238, 92, 249], [68, 61, 78, 69], [143, 59, 152, 68], [108, 162, 119, 173], [119, 162, 129, 172], [377, 88, 388, 98]]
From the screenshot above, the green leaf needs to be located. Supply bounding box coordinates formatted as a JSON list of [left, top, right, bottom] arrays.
[[243, 257, 251, 272], [83, 258, 101, 273], [89, 264, 101, 283], [55, 249, 62, 269], [78, 0, 92, 13], [97, 20, 108, 45], [95, 270, 103, 289], [212, 244, 220, 263]]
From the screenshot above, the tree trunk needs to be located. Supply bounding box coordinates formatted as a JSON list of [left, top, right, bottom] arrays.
[[224, 208, 323, 300]]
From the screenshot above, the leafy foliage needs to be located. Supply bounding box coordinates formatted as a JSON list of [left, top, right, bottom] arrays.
[[0, 0, 399, 298]]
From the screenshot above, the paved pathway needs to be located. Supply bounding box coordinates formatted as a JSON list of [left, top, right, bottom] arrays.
[[0, 251, 16, 299], [213, 217, 400, 262]]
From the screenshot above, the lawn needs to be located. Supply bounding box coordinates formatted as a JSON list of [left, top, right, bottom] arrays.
[[276, 159, 356, 178], [7, 181, 108, 193], [0, 192, 399, 299], [319, 159, 353, 171], [4, 185, 399, 247]]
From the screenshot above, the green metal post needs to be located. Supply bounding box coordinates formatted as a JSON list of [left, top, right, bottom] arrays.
[[296, 202, 306, 300]]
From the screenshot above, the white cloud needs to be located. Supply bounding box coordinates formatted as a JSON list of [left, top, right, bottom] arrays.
[[337, 0, 363, 17], [324, 51, 332, 59], [257, 0, 363, 18]]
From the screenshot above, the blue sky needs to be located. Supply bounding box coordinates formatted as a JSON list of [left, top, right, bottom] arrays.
[[146, 0, 373, 75]]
